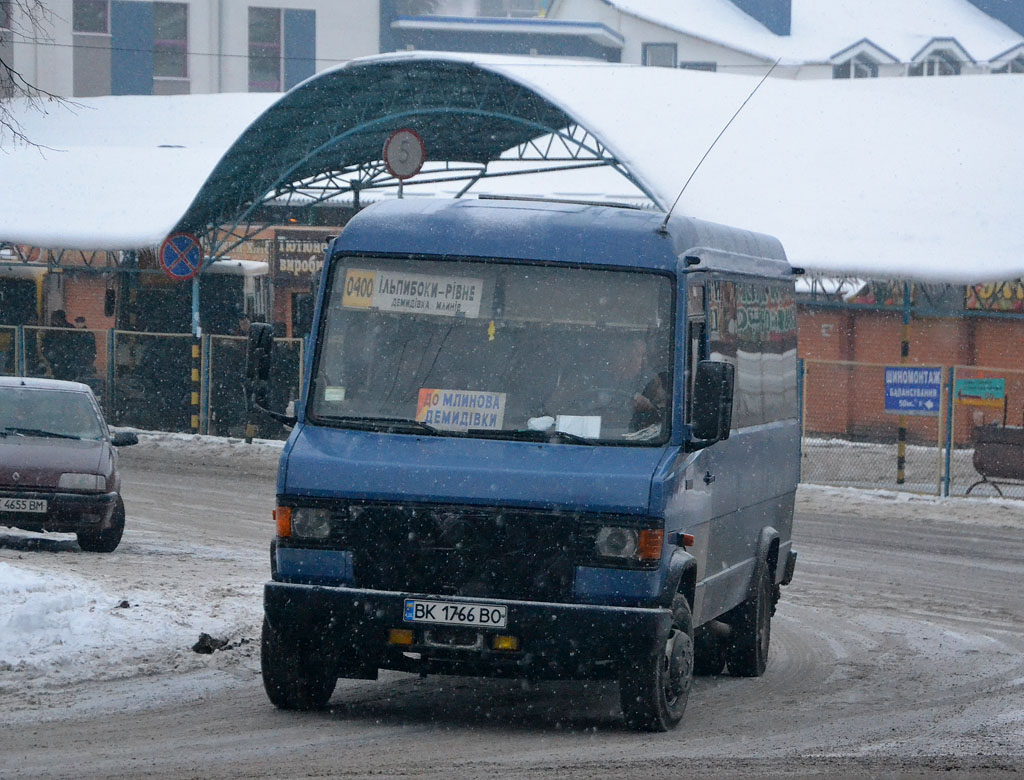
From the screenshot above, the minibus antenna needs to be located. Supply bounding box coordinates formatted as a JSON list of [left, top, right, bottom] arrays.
[[658, 58, 780, 235]]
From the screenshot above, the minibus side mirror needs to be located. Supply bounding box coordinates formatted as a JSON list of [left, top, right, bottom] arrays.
[[689, 360, 735, 449], [245, 322, 275, 408], [244, 322, 298, 429]]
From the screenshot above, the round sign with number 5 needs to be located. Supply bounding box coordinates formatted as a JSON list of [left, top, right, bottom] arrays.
[[383, 128, 426, 180]]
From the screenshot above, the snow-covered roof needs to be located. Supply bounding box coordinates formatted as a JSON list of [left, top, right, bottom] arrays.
[[608, 0, 1024, 65], [0, 93, 277, 250], [1, 52, 1022, 284]]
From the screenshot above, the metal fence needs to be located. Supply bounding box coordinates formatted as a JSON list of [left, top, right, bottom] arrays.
[[802, 359, 1024, 499], [207, 334, 304, 438], [4, 324, 304, 439], [946, 364, 1024, 499], [110, 330, 193, 431], [0, 325, 16, 376]]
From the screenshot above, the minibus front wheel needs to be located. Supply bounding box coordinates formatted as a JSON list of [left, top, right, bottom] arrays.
[[619, 594, 694, 731], [261, 617, 337, 710]]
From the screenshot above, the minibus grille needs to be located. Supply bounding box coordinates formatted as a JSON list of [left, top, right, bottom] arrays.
[[335, 504, 577, 602]]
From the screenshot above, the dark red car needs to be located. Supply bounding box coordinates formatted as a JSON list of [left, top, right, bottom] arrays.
[[0, 377, 137, 552]]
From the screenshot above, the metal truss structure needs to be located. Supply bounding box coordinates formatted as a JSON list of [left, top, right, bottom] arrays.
[[204, 120, 646, 261], [798, 274, 1024, 320], [0, 244, 122, 276]]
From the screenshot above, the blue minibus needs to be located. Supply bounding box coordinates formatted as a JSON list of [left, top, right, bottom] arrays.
[[251, 197, 800, 731]]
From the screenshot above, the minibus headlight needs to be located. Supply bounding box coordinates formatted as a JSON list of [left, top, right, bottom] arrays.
[[595, 526, 638, 559], [594, 526, 664, 563], [289, 507, 332, 539]]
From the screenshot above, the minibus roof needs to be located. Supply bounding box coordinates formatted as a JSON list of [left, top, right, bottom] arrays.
[[333, 198, 791, 278]]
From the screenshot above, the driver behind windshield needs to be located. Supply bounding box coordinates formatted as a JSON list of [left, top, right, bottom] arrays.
[[543, 335, 669, 435]]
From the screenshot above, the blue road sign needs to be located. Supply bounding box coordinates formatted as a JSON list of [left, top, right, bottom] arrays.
[[159, 233, 203, 281], [884, 366, 942, 416]]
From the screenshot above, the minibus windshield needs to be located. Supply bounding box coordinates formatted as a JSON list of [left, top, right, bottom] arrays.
[[309, 257, 674, 445]]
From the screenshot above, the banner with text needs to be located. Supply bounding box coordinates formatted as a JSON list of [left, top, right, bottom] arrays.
[[416, 388, 506, 431], [342, 268, 483, 318]]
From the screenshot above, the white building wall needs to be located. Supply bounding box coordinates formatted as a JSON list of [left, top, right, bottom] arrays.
[[10, 0, 77, 97], [5, 0, 381, 99], [550, 0, 774, 72], [213, 0, 380, 94]]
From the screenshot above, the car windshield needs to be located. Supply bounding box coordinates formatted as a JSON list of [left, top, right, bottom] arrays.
[[0, 387, 105, 441], [309, 257, 674, 444]]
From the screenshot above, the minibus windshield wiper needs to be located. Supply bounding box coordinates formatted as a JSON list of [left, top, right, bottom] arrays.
[[317, 415, 441, 435], [466, 428, 593, 445]]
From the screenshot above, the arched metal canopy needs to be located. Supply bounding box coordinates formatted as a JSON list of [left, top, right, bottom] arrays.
[[4, 52, 1024, 284], [176, 56, 650, 259]]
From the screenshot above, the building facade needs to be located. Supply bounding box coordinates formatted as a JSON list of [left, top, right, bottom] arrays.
[[1, 0, 379, 98], [383, 0, 1024, 79]]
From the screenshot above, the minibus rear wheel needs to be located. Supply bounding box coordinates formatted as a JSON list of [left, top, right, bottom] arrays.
[[261, 617, 337, 710], [724, 564, 772, 677], [619, 594, 694, 731]]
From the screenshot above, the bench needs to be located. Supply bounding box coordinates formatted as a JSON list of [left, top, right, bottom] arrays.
[[967, 425, 1024, 496]]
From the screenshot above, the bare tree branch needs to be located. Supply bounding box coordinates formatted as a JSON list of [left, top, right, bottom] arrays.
[[1, 0, 69, 149]]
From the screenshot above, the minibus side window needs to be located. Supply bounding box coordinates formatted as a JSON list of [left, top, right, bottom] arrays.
[[685, 282, 707, 424], [708, 278, 798, 428]]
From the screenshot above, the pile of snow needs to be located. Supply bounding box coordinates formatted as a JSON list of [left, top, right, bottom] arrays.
[[798, 484, 1024, 529], [0, 556, 261, 702], [115, 428, 285, 454], [0, 563, 184, 681]]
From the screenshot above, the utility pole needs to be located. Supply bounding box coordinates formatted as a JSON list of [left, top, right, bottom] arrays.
[[897, 281, 911, 485]]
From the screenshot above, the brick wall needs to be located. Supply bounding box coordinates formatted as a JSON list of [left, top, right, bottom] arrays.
[[799, 306, 1024, 444]]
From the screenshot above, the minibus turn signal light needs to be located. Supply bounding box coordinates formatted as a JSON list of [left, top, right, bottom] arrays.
[[274, 506, 292, 538], [637, 529, 664, 560]]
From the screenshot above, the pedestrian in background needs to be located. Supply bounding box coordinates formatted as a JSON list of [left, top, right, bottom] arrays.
[[73, 316, 98, 381], [40, 310, 75, 380]]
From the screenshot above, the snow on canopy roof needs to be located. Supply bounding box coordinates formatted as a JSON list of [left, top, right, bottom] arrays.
[[1, 51, 1022, 284], [607, 0, 1024, 65], [0, 93, 277, 250]]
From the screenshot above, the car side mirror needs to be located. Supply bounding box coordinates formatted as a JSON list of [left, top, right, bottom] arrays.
[[111, 431, 138, 447], [690, 360, 735, 446]]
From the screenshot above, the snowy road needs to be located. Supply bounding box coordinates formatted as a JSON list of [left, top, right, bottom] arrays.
[[2, 435, 1023, 779]]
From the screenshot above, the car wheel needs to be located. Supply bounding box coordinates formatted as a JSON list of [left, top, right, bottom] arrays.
[[619, 593, 694, 732], [76, 496, 126, 553], [261, 617, 337, 710], [724, 562, 772, 677]]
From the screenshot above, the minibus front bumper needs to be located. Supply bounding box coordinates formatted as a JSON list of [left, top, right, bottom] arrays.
[[264, 581, 672, 680]]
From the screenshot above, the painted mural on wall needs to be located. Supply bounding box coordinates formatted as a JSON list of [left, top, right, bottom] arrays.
[[966, 280, 1024, 312]]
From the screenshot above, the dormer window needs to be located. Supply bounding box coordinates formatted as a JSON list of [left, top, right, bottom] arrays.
[[833, 54, 878, 79], [829, 40, 896, 80], [993, 56, 1024, 73], [909, 43, 965, 77]]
